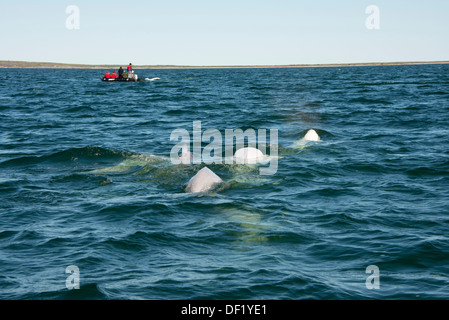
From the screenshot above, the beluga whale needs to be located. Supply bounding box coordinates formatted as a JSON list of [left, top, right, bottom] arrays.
[[234, 147, 266, 164], [185, 167, 223, 193], [302, 129, 321, 142], [291, 129, 322, 149], [178, 149, 194, 164]]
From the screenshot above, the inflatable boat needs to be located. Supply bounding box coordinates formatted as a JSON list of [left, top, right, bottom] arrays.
[[101, 70, 143, 82]]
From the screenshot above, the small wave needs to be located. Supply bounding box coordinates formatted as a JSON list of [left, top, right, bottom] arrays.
[[163, 109, 190, 116], [406, 166, 449, 177], [0, 230, 18, 241], [18, 283, 108, 300], [0, 146, 134, 167], [423, 91, 449, 96], [348, 97, 393, 105]]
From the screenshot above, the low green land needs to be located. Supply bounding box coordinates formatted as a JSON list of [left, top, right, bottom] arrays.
[[1, 60, 448, 69]]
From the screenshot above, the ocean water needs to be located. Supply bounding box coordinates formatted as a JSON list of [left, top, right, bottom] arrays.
[[0, 65, 448, 300]]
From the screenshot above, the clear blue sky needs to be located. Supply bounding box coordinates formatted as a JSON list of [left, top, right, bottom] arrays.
[[1, 0, 448, 65]]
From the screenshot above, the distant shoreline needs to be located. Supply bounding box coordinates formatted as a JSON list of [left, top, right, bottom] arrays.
[[1, 60, 448, 69]]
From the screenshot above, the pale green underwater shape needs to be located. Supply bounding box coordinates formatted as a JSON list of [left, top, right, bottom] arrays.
[[87, 131, 320, 245], [89, 129, 321, 190], [89, 154, 170, 174]]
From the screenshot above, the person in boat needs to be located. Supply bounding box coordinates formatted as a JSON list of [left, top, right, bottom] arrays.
[[118, 66, 124, 79], [127, 63, 133, 73]]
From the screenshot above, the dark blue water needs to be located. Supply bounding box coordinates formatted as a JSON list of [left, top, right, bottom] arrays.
[[1, 65, 448, 299]]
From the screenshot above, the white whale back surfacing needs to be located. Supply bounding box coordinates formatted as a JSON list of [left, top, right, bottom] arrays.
[[185, 167, 223, 193], [234, 147, 265, 164], [291, 129, 322, 148], [302, 129, 321, 142]]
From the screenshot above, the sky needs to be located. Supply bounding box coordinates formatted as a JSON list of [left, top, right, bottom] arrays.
[[1, 0, 448, 66]]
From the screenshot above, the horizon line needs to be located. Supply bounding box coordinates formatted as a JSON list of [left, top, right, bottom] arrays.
[[1, 60, 449, 69]]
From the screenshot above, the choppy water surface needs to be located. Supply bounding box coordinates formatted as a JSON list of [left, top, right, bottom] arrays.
[[1, 65, 448, 299]]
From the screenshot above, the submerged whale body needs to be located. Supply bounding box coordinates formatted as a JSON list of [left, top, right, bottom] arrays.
[[234, 147, 265, 164], [302, 129, 321, 142], [185, 167, 223, 193], [178, 150, 193, 164]]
